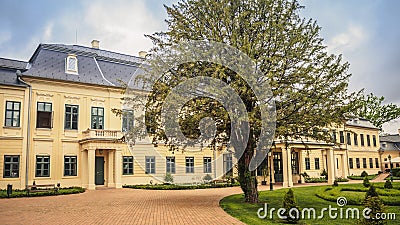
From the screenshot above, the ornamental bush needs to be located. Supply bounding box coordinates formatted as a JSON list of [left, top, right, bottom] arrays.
[[282, 189, 301, 224], [363, 176, 371, 188], [384, 180, 393, 189]]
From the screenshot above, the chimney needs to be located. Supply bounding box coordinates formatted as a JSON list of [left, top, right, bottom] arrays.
[[139, 51, 147, 58], [91, 40, 100, 49]]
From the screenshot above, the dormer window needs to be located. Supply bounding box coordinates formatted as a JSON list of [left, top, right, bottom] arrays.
[[65, 54, 78, 74]]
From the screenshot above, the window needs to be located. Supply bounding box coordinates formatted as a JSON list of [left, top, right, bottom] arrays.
[[203, 157, 212, 173], [354, 134, 358, 146], [369, 158, 373, 169], [362, 158, 367, 168], [37, 102, 52, 128], [385, 164, 388, 169], [145, 156, 155, 174], [332, 131, 337, 142], [65, 105, 78, 130], [166, 156, 175, 174], [375, 158, 379, 168], [372, 135, 377, 147], [339, 131, 345, 144], [346, 133, 351, 145], [186, 157, 194, 173], [3, 155, 19, 178], [223, 153, 233, 176], [123, 156, 133, 175], [5, 101, 20, 127], [291, 152, 299, 174], [65, 54, 78, 74], [360, 134, 365, 146], [336, 158, 339, 169], [366, 135, 371, 146], [122, 110, 134, 132], [256, 158, 267, 176], [91, 107, 104, 129], [356, 158, 360, 168], [349, 158, 353, 169], [36, 156, 50, 177], [305, 158, 310, 170], [64, 156, 77, 176], [315, 158, 320, 170]]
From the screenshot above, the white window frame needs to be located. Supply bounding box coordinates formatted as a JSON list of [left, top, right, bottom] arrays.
[[65, 54, 78, 75]]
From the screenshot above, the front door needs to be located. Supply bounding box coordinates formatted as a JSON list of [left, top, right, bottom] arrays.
[[273, 152, 283, 182], [95, 156, 104, 185]]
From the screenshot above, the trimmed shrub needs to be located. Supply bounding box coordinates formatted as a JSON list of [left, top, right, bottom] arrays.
[[333, 180, 338, 186], [282, 189, 300, 224], [363, 176, 371, 188], [359, 196, 386, 225], [305, 177, 327, 183], [365, 186, 378, 199], [361, 171, 369, 177], [203, 174, 213, 183], [321, 169, 328, 180], [164, 173, 174, 184], [384, 180, 393, 189], [335, 177, 349, 182]]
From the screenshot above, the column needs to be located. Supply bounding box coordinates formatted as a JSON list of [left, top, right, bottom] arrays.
[[326, 148, 335, 185], [341, 154, 349, 178], [87, 148, 96, 190], [282, 147, 293, 187], [270, 153, 275, 183], [114, 149, 122, 188], [108, 151, 115, 187]]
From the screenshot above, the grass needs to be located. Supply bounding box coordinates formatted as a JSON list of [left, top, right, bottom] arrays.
[[123, 182, 240, 190], [220, 182, 400, 225], [347, 174, 378, 180], [0, 187, 85, 198]]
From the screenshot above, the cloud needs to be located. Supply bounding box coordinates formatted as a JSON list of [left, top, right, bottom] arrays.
[[326, 24, 367, 54], [0, 31, 12, 47]]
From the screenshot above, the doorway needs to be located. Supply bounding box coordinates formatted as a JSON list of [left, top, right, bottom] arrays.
[[95, 156, 104, 185]]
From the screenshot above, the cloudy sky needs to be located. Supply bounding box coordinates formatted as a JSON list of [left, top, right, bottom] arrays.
[[1, 0, 399, 133]]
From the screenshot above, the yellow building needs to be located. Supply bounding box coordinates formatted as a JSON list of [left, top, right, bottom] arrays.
[[380, 129, 400, 170], [0, 41, 383, 190], [0, 41, 235, 190]]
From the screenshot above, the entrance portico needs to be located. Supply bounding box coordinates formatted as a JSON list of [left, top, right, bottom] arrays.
[[79, 129, 126, 190]]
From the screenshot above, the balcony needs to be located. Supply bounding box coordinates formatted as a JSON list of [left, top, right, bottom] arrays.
[[81, 129, 124, 141]]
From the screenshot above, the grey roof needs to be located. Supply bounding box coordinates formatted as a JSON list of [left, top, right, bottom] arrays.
[[22, 44, 145, 88], [346, 118, 378, 130], [0, 58, 28, 87], [380, 135, 400, 143]]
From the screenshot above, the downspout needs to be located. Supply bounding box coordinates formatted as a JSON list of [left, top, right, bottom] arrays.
[[17, 72, 31, 189]]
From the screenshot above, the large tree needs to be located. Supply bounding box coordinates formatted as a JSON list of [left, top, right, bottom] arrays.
[[129, 0, 359, 203], [355, 93, 400, 130]]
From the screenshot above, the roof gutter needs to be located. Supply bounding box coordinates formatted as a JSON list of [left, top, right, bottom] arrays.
[[17, 72, 31, 189]]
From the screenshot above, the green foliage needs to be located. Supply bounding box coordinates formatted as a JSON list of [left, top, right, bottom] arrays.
[[384, 180, 393, 189], [365, 186, 379, 199], [355, 92, 400, 130], [361, 171, 369, 177], [359, 196, 386, 225], [363, 176, 371, 187], [321, 169, 328, 180], [132, 0, 360, 203], [203, 174, 213, 182], [305, 177, 327, 183], [0, 187, 85, 198], [164, 173, 174, 183], [282, 189, 300, 223], [335, 177, 349, 182], [348, 174, 378, 180], [333, 180, 339, 186], [123, 183, 240, 190]]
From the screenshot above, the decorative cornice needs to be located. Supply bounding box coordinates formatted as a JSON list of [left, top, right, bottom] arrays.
[[64, 95, 80, 100], [36, 92, 53, 97], [91, 97, 105, 102]]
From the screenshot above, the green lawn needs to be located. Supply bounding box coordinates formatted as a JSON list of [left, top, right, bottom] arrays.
[[220, 182, 400, 225]]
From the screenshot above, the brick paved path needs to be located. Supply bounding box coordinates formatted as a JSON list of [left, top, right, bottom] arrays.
[[0, 187, 245, 225]]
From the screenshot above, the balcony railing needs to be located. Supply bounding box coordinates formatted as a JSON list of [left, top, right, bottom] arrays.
[[82, 129, 124, 140]]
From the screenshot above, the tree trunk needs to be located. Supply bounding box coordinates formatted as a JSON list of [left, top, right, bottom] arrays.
[[237, 131, 258, 203]]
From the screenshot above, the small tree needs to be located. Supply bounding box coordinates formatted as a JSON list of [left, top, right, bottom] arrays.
[[363, 176, 371, 188], [361, 171, 369, 177], [360, 188, 386, 225], [321, 169, 328, 180], [164, 173, 174, 184], [203, 174, 213, 183], [333, 180, 339, 187], [365, 185, 378, 199], [384, 180, 393, 189], [283, 189, 300, 224]]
